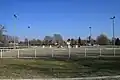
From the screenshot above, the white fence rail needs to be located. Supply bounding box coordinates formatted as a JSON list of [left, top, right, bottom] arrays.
[[0, 48, 120, 58]]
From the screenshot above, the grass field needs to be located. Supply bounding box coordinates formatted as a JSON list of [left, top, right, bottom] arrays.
[[1, 46, 120, 79], [0, 57, 120, 79]]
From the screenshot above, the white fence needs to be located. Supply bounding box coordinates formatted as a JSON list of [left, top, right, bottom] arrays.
[[0, 48, 120, 58]]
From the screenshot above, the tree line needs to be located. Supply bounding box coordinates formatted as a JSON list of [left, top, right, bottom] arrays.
[[19, 34, 120, 47], [0, 24, 120, 47]]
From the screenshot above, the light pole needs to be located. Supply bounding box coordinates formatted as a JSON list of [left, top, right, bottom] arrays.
[[110, 16, 115, 48], [13, 14, 17, 49], [27, 26, 30, 48], [89, 27, 92, 45]]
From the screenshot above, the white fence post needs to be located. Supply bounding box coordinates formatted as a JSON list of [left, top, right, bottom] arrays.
[[1, 49, 2, 58], [76, 45, 78, 48], [68, 48, 71, 58], [42, 45, 45, 48], [52, 49, 54, 58], [114, 48, 115, 56], [85, 48, 86, 57], [18, 49, 19, 58], [100, 48, 101, 56], [35, 49, 36, 58], [49, 45, 52, 48]]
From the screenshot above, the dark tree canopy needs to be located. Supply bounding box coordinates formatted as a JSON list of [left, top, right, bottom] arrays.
[[70, 38, 76, 47], [67, 38, 71, 42], [115, 38, 120, 45], [78, 37, 81, 47], [96, 34, 109, 45]]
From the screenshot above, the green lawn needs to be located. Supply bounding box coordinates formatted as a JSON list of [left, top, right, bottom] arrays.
[[0, 57, 120, 79]]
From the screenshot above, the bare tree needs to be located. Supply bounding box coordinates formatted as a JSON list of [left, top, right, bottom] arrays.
[[53, 34, 63, 45], [0, 24, 6, 42], [44, 36, 52, 46], [24, 38, 28, 46]]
